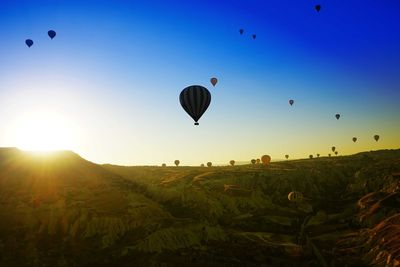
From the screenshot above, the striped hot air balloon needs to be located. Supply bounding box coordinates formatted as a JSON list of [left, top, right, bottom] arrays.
[[179, 85, 211, 125]]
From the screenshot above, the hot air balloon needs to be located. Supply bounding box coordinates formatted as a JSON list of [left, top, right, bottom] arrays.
[[328, 154, 331, 157], [289, 99, 294, 106], [207, 162, 212, 167], [180, 85, 211, 125], [252, 34, 256, 40], [174, 160, 180, 167], [317, 153, 320, 157], [161, 163, 166, 167], [335, 114, 340, 120], [25, 39, 33, 47], [335, 151, 338, 155], [285, 155, 289, 159], [374, 135, 380, 142], [256, 159, 260, 164], [251, 159, 256, 165], [332, 146, 336, 152], [309, 155, 313, 159], [210, 77, 218, 87], [288, 191, 303, 202], [353, 137, 357, 143], [201, 163, 205, 167], [48, 30, 56, 39], [261, 155, 271, 166], [315, 4, 321, 12], [229, 160, 235, 166], [239, 29, 244, 35]]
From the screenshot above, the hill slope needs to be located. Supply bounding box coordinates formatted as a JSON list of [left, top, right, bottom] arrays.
[[0, 148, 399, 266]]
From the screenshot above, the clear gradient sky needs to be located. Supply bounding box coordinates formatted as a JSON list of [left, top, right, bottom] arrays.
[[0, 0, 399, 165]]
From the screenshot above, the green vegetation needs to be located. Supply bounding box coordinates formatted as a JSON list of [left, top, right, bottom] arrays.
[[0, 148, 399, 266]]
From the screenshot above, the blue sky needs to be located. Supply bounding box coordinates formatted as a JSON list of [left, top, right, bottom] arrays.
[[0, 0, 399, 165]]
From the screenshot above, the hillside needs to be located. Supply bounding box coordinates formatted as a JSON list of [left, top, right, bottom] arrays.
[[0, 148, 399, 266]]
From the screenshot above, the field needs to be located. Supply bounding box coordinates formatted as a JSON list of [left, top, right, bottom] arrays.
[[0, 147, 399, 266]]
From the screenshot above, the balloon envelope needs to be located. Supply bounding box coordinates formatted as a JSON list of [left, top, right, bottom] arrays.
[[315, 4, 321, 12], [332, 146, 336, 152], [252, 34, 256, 39], [288, 191, 303, 202], [239, 29, 244, 35], [289, 99, 294, 106], [261, 155, 271, 166], [174, 160, 180, 166], [179, 85, 211, 125], [353, 137, 357, 142], [335, 114, 340, 120], [285, 155, 289, 159], [25, 39, 33, 47], [210, 77, 218, 86], [48, 30, 56, 39], [374, 135, 380, 141]]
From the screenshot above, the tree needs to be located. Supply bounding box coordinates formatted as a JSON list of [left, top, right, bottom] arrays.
[[162, 163, 166, 167]]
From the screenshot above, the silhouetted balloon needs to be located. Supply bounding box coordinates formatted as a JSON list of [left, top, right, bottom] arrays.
[[25, 39, 33, 47], [161, 163, 166, 167], [315, 4, 321, 12], [335, 114, 340, 120], [230, 160, 235, 166], [332, 146, 336, 152], [374, 135, 380, 142], [288, 191, 303, 202], [239, 29, 244, 35], [317, 153, 320, 157], [252, 34, 256, 39], [256, 159, 260, 164], [285, 154, 289, 159], [261, 155, 271, 166], [289, 99, 294, 106], [251, 159, 256, 165], [353, 137, 357, 143], [210, 77, 218, 87], [335, 151, 338, 155], [180, 85, 211, 125], [309, 155, 313, 159], [207, 162, 212, 167], [328, 153, 331, 157], [48, 30, 56, 39], [201, 163, 205, 167], [174, 160, 180, 167]]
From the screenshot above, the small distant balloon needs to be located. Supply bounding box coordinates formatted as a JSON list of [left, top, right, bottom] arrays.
[[328, 153, 331, 157], [332, 146, 336, 152], [174, 160, 180, 167], [289, 99, 294, 106], [335, 151, 338, 155], [353, 137, 357, 143], [251, 159, 256, 165], [210, 77, 218, 87], [285, 155, 289, 159], [207, 162, 212, 167], [239, 29, 244, 35], [261, 155, 271, 166], [25, 39, 33, 47], [229, 160, 235, 166], [252, 34, 256, 40], [288, 191, 303, 202], [315, 4, 321, 12], [309, 155, 313, 159], [374, 135, 380, 142], [161, 163, 166, 167], [256, 159, 260, 164], [201, 163, 205, 167], [335, 114, 340, 120], [317, 154, 320, 157], [48, 30, 56, 39]]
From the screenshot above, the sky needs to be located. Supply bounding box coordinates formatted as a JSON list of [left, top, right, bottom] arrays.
[[0, 0, 399, 165]]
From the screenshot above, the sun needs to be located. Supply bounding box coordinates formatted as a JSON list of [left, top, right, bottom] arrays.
[[10, 111, 75, 151]]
